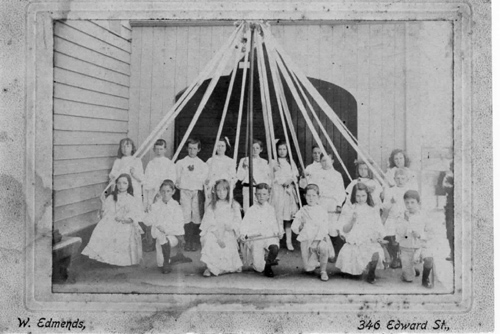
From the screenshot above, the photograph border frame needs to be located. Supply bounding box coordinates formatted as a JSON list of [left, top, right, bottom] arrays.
[[25, 1, 472, 313]]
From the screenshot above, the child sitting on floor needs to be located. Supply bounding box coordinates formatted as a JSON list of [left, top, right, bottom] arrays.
[[291, 184, 335, 281], [240, 183, 283, 277], [396, 190, 434, 288], [144, 180, 190, 274], [200, 179, 242, 277]]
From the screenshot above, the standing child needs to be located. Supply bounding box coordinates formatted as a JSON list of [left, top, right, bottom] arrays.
[[381, 167, 411, 268], [205, 138, 237, 205], [300, 145, 323, 187], [82, 174, 144, 266], [200, 179, 242, 277], [345, 159, 383, 208], [396, 190, 434, 288], [308, 153, 346, 256], [144, 180, 188, 274], [335, 183, 386, 283], [143, 139, 176, 212], [291, 184, 335, 281], [176, 138, 208, 252], [270, 139, 299, 251], [109, 138, 144, 204], [236, 139, 271, 212], [240, 183, 283, 277]]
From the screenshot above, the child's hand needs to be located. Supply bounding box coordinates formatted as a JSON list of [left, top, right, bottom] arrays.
[[273, 164, 281, 172], [352, 212, 358, 221], [217, 239, 226, 248], [335, 206, 342, 213], [242, 158, 248, 169], [130, 167, 136, 176], [157, 226, 166, 234], [391, 197, 396, 204]]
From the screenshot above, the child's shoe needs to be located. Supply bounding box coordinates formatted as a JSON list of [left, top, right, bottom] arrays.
[[422, 266, 433, 288], [286, 242, 294, 251], [264, 265, 274, 277], [366, 260, 377, 284], [203, 269, 211, 277], [162, 264, 172, 274], [320, 271, 329, 281]]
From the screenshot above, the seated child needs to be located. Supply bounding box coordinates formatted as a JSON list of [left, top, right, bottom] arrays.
[[291, 184, 335, 281], [144, 180, 188, 274], [200, 179, 242, 277], [396, 190, 434, 288], [82, 174, 144, 266], [240, 183, 284, 277], [381, 167, 411, 268], [176, 138, 208, 252], [336, 182, 386, 283]]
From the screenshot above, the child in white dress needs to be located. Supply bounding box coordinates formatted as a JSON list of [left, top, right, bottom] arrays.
[[240, 183, 283, 277], [396, 190, 434, 288], [109, 138, 144, 203], [308, 153, 346, 256], [236, 139, 271, 212], [291, 184, 335, 281], [176, 138, 209, 252], [336, 182, 386, 283], [200, 179, 243, 277], [381, 167, 411, 268], [143, 180, 187, 274], [270, 139, 299, 251], [205, 138, 237, 206], [82, 174, 144, 266], [143, 139, 177, 212]]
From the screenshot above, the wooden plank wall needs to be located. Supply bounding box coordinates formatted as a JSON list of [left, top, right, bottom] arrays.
[[53, 20, 132, 235]]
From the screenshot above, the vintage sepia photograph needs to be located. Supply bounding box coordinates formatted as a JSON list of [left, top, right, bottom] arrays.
[[0, 0, 491, 332]]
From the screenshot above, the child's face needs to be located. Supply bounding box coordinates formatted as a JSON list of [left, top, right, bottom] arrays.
[[394, 152, 405, 168], [116, 177, 129, 193], [320, 155, 333, 170], [153, 144, 166, 157], [255, 188, 269, 205], [312, 147, 321, 162], [404, 197, 420, 214], [305, 189, 319, 206], [355, 189, 368, 205], [160, 185, 175, 203], [358, 164, 369, 178], [187, 143, 200, 158], [121, 142, 133, 156], [395, 173, 408, 187], [216, 184, 229, 201], [278, 144, 287, 158], [216, 141, 227, 156], [252, 143, 263, 157]]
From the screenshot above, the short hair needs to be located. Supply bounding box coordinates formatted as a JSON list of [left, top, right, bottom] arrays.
[[253, 139, 264, 149], [312, 144, 321, 151], [355, 159, 374, 179], [154, 139, 167, 148], [389, 149, 411, 168], [350, 182, 375, 207], [305, 183, 320, 195], [117, 138, 136, 158], [187, 138, 201, 149], [404, 190, 421, 203], [112, 173, 134, 201], [394, 167, 409, 178], [319, 152, 333, 160], [159, 179, 176, 191], [255, 183, 270, 191]]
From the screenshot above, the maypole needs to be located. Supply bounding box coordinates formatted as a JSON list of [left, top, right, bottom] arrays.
[[247, 23, 256, 207]]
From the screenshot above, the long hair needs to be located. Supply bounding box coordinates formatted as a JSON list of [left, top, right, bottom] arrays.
[[216, 137, 231, 157], [117, 138, 136, 158], [355, 159, 374, 179], [276, 139, 290, 164], [210, 179, 231, 211], [389, 149, 411, 168], [350, 182, 374, 207], [112, 173, 134, 201]]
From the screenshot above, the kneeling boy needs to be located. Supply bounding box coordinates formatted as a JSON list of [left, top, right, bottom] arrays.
[[240, 183, 284, 277]]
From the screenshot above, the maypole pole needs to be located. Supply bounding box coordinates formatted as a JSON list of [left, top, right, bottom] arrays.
[[247, 22, 256, 207]]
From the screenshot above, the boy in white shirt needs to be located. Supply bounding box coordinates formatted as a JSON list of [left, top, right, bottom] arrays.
[[301, 145, 323, 187], [240, 183, 284, 277], [176, 138, 209, 252], [144, 180, 189, 273], [236, 139, 272, 212]]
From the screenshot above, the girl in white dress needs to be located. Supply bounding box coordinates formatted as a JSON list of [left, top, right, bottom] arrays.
[[336, 182, 386, 283], [270, 140, 299, 251], [205, 138, 237, 206], [200, 179, 243, 277], [385, 149, 418, 190], [109, 138, 144, 203], [345, 159, 383, 208], [82, 174, 144, 266]]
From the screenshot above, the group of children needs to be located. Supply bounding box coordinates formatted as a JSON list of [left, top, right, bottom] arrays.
[[82, 137, 442, 288]]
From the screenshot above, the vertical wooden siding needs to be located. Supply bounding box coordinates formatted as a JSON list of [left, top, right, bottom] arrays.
[[129, 22, 453, 188], [53, 20, 132, 235]]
